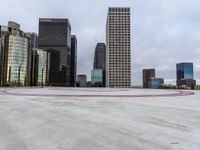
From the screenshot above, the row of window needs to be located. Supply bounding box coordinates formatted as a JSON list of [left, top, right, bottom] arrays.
[[109, 63, 130, 65], [109, 8, 130, 12], [108, 19, 130, 22], [109, 82, 130, 85], [109, 70, 131, 72], [109, 41, 130, 43], [108, 25, 130, 28], [108, 56, 130, 58], [109, 20, 130, 22], [108, 34, 130, 37], [108, 30, 130, 33], [109, 12, 130, 15]]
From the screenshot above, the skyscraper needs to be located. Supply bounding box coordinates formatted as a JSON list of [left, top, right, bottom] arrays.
[[26, 32, 38, 48], [25, 32, 38, 86], [94, 43, 106, 70], [106, 7, 131, 88], [0, 21, 29, 86], [176, 62, 196, 89], [38, 18, 71, 86], [93, 43, 106, 87], [143, 69, 155, 88], [32, 48, 49, 86], [70, 35, 77, 87], [91, 69, 103, 87]]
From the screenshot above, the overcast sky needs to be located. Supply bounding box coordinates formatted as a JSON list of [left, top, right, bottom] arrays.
[[1, 0, 200, 86]]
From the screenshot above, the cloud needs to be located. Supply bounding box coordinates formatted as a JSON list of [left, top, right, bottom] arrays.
[[1, 0, 200, 85]]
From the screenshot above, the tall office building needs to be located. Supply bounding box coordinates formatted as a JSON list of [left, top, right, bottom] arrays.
[[31, 49, 39, 86], [38, 18, 71, 86], [94, 43, 106, 70], [0, 21, 29, 86], [106, 7, 131, 88], [26, 32, 38, 48], [93, 43, 106, 87], [143, 69, 155, 88], [70, 35, 77, 87], [176, 62, 196, 89], [25, 32, 38, 86], [32, 48, 49, 86], [91, 69, 104, 87]]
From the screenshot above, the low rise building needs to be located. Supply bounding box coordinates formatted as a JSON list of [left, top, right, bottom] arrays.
[[148, 78, 164, 89], [77, 74, 87, 87]]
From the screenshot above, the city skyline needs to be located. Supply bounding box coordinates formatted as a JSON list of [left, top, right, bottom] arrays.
[[1, 0, 200, 85]]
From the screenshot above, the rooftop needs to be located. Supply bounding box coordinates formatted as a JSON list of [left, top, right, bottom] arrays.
[[0, 88, 199, 150]]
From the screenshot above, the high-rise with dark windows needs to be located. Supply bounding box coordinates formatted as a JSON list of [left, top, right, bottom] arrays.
[[38, 18, 71, 86], [93, 43, 106, 87], [176, 62, 196, 89], [70, 35, 77, 87], [94, 43, 106, 70], [25, 32, 38, 86], [143, 69, 155, 88]]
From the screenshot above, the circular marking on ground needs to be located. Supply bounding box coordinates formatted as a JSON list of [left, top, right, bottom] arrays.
[[0, 88, 195, 98]]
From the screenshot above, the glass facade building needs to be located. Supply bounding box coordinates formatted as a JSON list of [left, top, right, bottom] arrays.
[[25, 32, 38, 86], [177, 63, 194, 80], [0, 21, 29, 86], [7, 35, 28, 86], [93, 43, 106, 87], [31, 49, 39, 86], [0, 26, 8, 86], [32, 48, 49, 86], [148, 78, 164, 89], [37, 49, 48, 86], [91, 69, 103, 87], [176, 62, 196, 89], [38, 18, 71, 86]]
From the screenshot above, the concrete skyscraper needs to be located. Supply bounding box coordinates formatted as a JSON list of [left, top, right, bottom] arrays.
[[106, 7, 131, 88]]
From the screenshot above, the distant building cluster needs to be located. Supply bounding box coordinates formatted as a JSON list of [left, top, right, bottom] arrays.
[[0, 19, 77, 87], [142, 62, 197, 90], [143, 69, 164, 89]]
